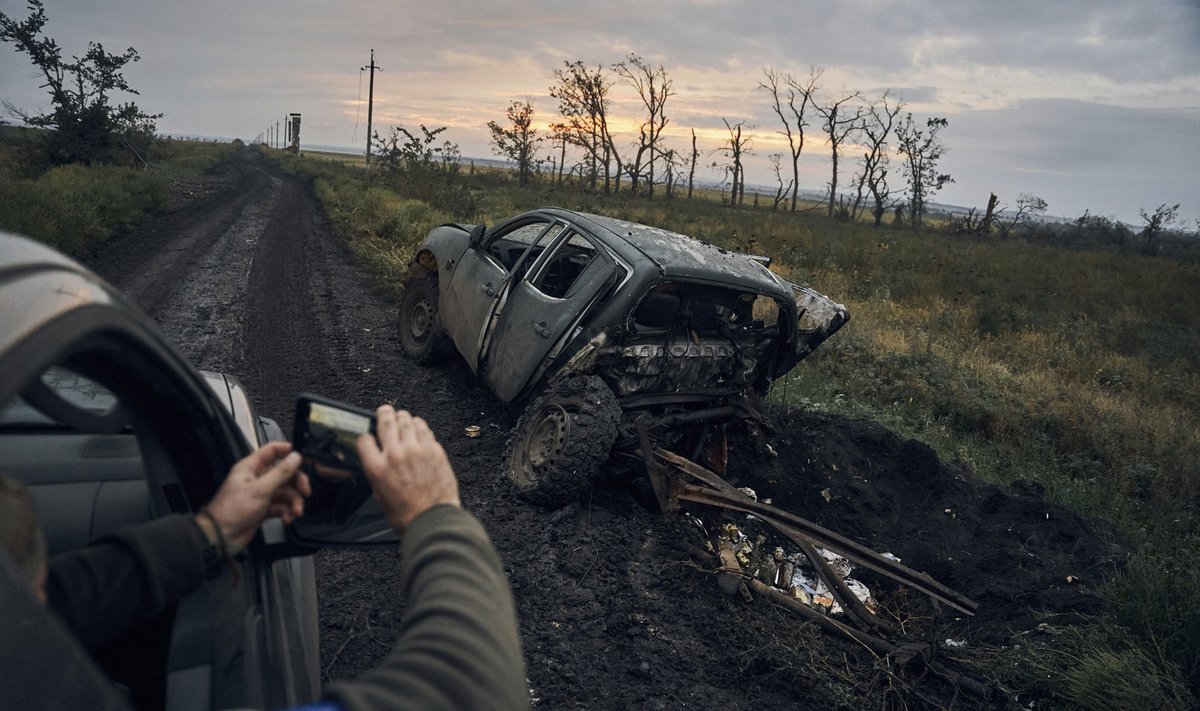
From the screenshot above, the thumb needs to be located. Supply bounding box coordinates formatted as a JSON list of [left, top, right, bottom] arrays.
[[256, 451, 302, 491]]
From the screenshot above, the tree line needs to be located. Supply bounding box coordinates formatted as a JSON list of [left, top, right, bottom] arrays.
[[481, 56, 956, 231]]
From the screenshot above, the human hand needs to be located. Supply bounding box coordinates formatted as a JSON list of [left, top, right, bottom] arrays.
[[201, 442, 312, 552], [357, 405, 460, 532]]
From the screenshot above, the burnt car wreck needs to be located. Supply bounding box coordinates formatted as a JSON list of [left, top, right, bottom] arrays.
[[401, 208, 986, 696], [400, 207, 848, 506]]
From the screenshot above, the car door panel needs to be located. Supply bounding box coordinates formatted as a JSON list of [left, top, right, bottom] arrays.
[[441, 248, 507, 372], [483, 245, 618, 402]]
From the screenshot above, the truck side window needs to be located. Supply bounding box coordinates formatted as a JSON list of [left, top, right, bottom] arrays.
[[529, 233, 597, 299]]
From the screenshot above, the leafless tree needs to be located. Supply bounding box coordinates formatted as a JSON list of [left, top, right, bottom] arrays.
[[769, 153, 792, 210], [688, 128, 699, 200], [758, 66, 823, 212], [1139, 202, 1179, 255], [487, 99, 542, 185], [716, 118, 752, 207], [896, 114, 953, 229], [548, 122, 571, 184], [816, 90, 864, 219], [613, 54, 675, 198], [851, 91, 902, 227], [998, 193, 1048, 237], [549, 61, 619, 192], [660, 147, 688, 200]]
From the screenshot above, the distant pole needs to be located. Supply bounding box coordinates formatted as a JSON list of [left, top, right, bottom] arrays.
[[276, 121, 280, 149], [363, 49, 381, 177]]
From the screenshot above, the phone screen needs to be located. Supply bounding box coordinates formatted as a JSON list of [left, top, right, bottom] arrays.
[[294, 397, 375, 476]]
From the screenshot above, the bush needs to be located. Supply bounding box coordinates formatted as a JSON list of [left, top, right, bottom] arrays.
[[0, 163, 167, 255]]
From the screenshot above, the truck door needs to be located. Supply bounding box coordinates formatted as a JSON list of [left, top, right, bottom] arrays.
[[441, 219, 562, 372], [482, 230, 618, 402]]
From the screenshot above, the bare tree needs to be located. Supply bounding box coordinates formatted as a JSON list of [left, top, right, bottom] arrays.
[[895, 114, 953, 229], [1139, 202, 1179, 255], [716, 119, 752, 207], [758, 66, 823, 212], [851, 91, 902, 227], [660, 147, 688, 200], [816, 90, 864, 219], [548, 122, 570, 184], [998, 192, 1048, 237], [549, 61, 619, 192], [487, 99, 542, 185], [687, 128, 699, 200], [613, 54, 675, 198], [768, 153, 792, 210]]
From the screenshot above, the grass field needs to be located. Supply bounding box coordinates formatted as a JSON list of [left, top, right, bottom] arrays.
[[0, 129, 236, 256]]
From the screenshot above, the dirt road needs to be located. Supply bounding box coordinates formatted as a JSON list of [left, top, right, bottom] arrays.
[[89, 148, 1116, 709]]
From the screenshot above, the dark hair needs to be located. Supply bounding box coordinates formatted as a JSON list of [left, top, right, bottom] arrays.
[[0, 474, 46, 586]]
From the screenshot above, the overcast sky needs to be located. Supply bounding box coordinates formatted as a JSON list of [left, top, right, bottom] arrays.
[[2, 0, 1198, 226]]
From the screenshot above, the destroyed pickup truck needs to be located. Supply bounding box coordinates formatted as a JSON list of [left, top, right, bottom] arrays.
[[399, 208, 849, 507]]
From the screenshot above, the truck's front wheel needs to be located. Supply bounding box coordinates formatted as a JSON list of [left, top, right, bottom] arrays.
[[398, 268, 450, 364]]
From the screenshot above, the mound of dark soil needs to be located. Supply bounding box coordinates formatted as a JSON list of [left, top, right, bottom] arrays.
[[723, 412, 1120, 646]]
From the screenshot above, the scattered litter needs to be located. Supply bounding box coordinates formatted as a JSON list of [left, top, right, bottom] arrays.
[[820, 488, 832, 503], [738, 487, 758, 501], [1065, 575, 1079, 584], [361, 368, 371, 373], [362, 328, 371, 332], [881, 552, 901, 562], [944, 639, 967, 648], [764, 443, 778, 458], [712, 518, 876, 616], [464, 425, 481, 438]]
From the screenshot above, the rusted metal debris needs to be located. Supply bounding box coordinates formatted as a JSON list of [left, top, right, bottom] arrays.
[[643, 444, 990, 698]]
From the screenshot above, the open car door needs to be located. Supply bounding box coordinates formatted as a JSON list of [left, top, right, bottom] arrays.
[[482, 230, 619, 402]]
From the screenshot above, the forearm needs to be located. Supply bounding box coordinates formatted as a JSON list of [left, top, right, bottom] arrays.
[[329, 505, 529, 711], [45, 514, 210, 649]]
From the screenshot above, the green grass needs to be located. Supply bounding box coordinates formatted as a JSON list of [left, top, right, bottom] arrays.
[[0, 133, 236, 256], [270, 155, 1199, 705]]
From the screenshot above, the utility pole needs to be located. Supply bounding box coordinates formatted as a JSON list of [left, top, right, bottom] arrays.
[[362, 49, 381, 176]]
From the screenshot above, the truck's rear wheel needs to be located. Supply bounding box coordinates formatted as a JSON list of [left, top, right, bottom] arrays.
[[507, 375, 620, 508]]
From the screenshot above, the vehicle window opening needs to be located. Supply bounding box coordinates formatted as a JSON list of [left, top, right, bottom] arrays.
[[632, 283, 772, 336], [528, 232, 599, 299], [485, 221, 565, 281]]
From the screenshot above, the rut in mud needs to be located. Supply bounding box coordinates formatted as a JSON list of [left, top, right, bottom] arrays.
[[88, 148, 1119, 709]]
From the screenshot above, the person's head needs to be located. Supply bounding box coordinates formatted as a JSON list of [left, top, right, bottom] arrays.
[[0, 474, 47, 603]]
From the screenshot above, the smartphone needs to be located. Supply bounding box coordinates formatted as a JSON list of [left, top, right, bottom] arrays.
[[293, 394, 376, 476]]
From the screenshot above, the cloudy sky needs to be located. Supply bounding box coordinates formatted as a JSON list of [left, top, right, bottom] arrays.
[[2, 0, 1198, 226]]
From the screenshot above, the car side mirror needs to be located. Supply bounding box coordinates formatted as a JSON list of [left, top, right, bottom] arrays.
[[468, 224, 486, 249]]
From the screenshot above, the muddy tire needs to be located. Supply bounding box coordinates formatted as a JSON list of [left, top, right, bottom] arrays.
[[507, 375, 621, 508], [398, 268, 450, 364]]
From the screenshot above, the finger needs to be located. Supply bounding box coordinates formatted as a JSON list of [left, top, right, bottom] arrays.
[[256, 451, 302, 492], [395, 410, 417, 442], [269, 502, 294, 524], [412, 417, 435, 443], [357, 432, 386, 473], [238, 441, 293, 476], [374, 404, 399, 448], [271, 488, 305, 518], [294, 471, 312, 498]]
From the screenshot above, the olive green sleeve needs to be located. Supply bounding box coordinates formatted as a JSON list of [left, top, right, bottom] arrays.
[[327, 505, 529, 711]]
